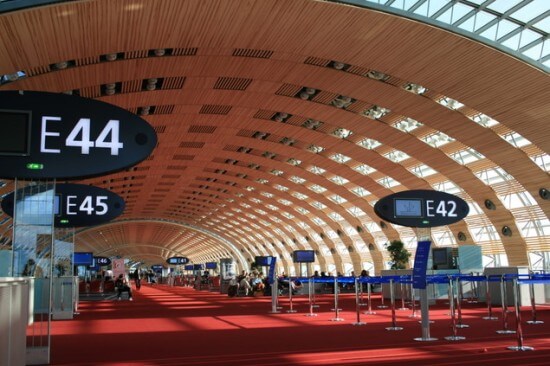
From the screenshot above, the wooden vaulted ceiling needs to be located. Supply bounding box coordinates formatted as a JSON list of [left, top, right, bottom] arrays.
[[0, 0, 548, 273]]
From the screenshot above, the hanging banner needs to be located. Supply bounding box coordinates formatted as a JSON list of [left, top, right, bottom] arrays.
[[112, 258, 125, 280]]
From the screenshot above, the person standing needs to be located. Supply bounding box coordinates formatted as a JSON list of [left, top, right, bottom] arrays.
[[134, 268, 141, 290]]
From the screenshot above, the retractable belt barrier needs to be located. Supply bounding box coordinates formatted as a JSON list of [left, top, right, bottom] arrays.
[[274, 274, 550, 349]]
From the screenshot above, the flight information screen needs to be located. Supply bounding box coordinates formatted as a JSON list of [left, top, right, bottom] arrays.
[[394, 198, 422, 218]]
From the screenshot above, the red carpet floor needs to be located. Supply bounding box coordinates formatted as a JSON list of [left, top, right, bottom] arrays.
[[49, 284, 550, 365]]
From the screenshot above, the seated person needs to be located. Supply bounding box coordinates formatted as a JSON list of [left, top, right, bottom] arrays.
[[227, 276, 239, 297], [291, 279, 303, 295], [115, 274, 133, 301], [238, 273, 253, 296]]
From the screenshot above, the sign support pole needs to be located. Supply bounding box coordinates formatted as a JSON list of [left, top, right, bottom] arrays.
[[414, 227, 437, 342]]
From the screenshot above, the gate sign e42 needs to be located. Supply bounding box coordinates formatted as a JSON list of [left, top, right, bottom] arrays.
[[1, 183, 125, 227], [0, 90, 157, 179], [374, 190, 469, 228]]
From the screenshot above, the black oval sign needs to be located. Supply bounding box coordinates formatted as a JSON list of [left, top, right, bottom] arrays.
[[1, 183, 125, 227], [0, 90, 157, 179], [94, 256, 111, 266], [166, 256, 189, 265], [374, 189, 469, 228]]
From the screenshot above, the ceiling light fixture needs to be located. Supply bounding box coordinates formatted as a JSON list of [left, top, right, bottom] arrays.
[[105, 53, 118, 61], [154, 49, 166, 56]]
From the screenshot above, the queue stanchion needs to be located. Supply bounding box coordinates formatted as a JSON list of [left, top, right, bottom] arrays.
[[352, 277, 367, 325], [305, 277, 317, 317], [526, 279, 543, 325], [330, 277, 344, 321], [287, 278, 297, 313], [467, 274, 478, 303], [363, 278, 376, 315], [507, 278, 534, 351], [483, 275, 498, 320], [311, 277, 319, 309], [445, 276, 465, 341], [386, 278, 403, 331], [269, 278, 280, 314], [330, 277, 342, 312], [358, 278, 366, 306], [398, 277, 408, 311], [455, 276, 469, 329], [496, 275, 515, 334], [378, 280, 388, 309]]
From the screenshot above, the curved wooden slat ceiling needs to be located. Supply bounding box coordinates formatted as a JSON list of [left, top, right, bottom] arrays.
[[0, 0, 548, 273]]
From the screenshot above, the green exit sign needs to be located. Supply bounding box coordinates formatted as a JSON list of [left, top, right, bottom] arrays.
[[26, 163, 43, 170]]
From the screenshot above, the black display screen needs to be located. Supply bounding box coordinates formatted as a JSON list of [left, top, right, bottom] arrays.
[[205, 262, 217, 269], [0, 110, 31, 155], [432, 248, 449, 265], [255, 256, 272, 266], [394, 198, 422, 217], [292, 250, 315, 263]]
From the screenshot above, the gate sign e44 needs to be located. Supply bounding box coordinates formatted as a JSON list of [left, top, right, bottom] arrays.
[[374, 190, 469, 228], [0, 90, 157, 179]]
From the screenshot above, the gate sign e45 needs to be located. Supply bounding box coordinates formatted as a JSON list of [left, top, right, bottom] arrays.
[[0, 90, 157, 179], [1, 183, 125, 227], [374, 190, 469, 228]]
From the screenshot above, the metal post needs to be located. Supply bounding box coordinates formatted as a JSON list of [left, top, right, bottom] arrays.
[[353, 277, 366, 325], [386, 279, 403, 331], [286, 278, 297, 313], [330, 277, 344, 321], [414, 287, 437, 341], [455, 277, 469, 329], [527, 281, 543, 324], [378, 281, 388, 309], [364, 280, 376, 315], [445, 277, 465, 341], [359, 277, 366, 306], [409, 285, 419, 318], [398, 279, 408, 310], [483, 275, 497, 320], [497, 275, 515, 334], [269, 278, 280, 313], [305, 277, 317, 317], [311, 276, 319, 308], [467, 274, 478, 303], [507, 278, 534, 351]]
